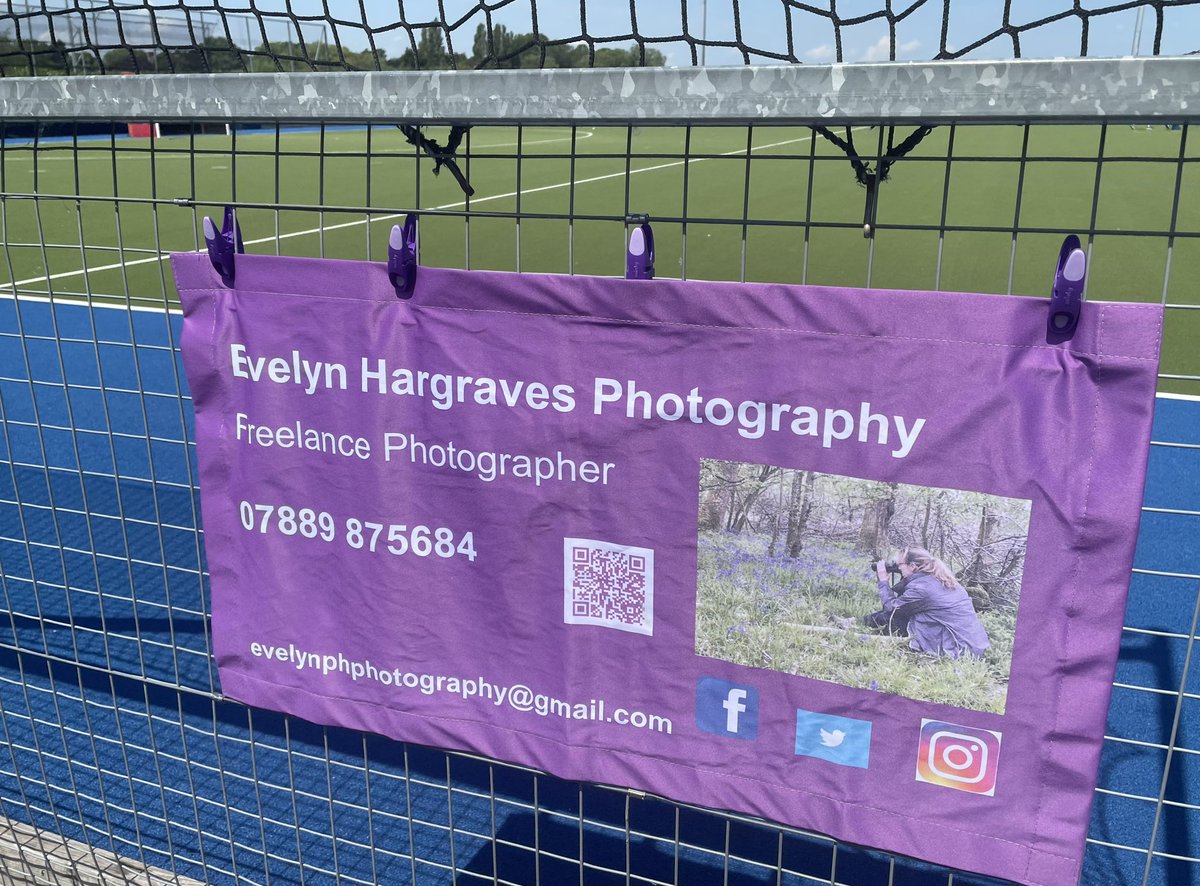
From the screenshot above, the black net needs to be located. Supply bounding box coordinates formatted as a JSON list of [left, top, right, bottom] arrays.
[[2, 0, 1199, 76]]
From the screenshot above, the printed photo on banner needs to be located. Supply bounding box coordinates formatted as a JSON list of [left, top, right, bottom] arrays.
[[694, 460, 1032, 714]]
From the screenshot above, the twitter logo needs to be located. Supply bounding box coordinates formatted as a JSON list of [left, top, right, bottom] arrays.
[[820, 728, 845, 747], [795, 710, 872, 768]]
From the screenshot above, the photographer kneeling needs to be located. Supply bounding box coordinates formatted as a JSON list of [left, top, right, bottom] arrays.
[[864, 547, 990, 660]]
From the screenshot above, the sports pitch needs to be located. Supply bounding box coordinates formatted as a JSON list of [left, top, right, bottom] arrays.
[[0, 123, 1197, 391]]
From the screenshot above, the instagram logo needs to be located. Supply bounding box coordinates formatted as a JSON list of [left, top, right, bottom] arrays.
[[915, 719, 1001, 796]]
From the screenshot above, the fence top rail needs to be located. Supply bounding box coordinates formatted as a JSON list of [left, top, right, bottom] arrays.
[[1, 57, 1197, 126]]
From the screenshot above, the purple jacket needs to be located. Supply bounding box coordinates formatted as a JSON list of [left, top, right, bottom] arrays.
[[878, 573, 990, 659]]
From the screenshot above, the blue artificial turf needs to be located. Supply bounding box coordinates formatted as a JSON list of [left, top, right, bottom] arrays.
[[0, 297, 1195, 886]]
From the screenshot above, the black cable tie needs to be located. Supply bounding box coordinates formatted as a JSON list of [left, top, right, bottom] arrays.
[[862, 173, 880, 239], [397, 124, 475, 197]]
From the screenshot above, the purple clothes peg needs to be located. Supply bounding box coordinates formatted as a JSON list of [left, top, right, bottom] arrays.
[[1048, 234, 1086, 339], [626, 220, 654, 280], [203, 206, 244, 283], [388, 213, 418, 298]]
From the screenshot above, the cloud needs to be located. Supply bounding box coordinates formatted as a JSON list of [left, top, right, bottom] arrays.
[[805, 43, 835, 61], [860, 36, 922, 62]]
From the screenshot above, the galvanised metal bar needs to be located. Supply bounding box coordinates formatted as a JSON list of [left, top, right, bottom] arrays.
[[0, 59, 1198, 125]]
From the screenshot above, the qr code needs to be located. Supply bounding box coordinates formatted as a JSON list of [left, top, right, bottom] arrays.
[[563, 538, 654, 636]]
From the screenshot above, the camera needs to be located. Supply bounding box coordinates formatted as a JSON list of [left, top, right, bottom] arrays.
[[871, 555, 902, 574]]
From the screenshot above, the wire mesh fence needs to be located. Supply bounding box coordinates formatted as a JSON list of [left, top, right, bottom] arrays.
[[0, 107, 1195, 885], [0, 2, 1198, 884], [2, 111, 1195, 389]]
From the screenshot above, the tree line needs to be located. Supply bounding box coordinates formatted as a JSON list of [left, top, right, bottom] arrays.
[[699, 460, 1030, 610], [1, 25, 665, 76]]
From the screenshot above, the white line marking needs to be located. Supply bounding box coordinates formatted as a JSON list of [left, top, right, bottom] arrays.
[[6, 129, 830, 290], [0, 291, 183, 315], [458, 129, 596, 150]]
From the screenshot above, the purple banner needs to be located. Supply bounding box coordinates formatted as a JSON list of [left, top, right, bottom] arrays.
[[173, 252, 1161, 885]]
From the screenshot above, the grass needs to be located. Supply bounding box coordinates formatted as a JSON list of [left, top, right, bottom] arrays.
[[695, 531, 1015, 715], [0, 122, 1195, 391]]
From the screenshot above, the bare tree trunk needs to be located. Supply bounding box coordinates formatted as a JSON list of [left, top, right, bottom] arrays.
[[858, 482, 897, 554], [921, 495, 932, 550], [767, 474, 783, 557], [935, 496, 946, 560], [785, 471, 815, 558], [784, 470, 805, 557], [698, 460, 729, 531], [724, 462, 740, 530], [962, 505, 1001, 587]]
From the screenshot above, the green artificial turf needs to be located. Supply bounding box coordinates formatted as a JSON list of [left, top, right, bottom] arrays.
[[1, 122, 1196, 391]]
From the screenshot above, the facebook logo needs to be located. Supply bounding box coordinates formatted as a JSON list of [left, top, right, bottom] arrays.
[[794, 709, 872, 768], [695, 677, 759, 740]]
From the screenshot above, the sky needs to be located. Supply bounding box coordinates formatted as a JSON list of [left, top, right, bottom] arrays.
[[11, 0, 1200, 66], [315, 0, 1200, 65]]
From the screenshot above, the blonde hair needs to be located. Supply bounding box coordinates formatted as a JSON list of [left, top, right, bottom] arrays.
[[903, 547, 958, 589]]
